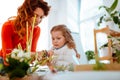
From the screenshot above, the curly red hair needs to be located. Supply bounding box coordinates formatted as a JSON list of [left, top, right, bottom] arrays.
[[10, 0, 50, 38]]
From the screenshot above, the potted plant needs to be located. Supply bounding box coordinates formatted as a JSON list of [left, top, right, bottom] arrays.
[[97, 0, 120, 63], [85, 50, 95, 64], [97, 0, 120, 28]]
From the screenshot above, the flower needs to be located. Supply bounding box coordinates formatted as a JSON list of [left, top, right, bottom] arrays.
[[9, 49, 31, 62], [3, 46, 53, 80], [4, 47, 33, 79]]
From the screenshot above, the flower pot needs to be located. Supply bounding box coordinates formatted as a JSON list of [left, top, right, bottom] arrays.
[[12, 74, 41, 80], [0, 76, 9, 80], [99, 47, 109, 57]]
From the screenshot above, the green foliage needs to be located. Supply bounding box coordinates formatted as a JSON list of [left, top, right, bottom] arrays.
[[85, 50, 95, 61], [113, 49, 120, 63], [93, 60, 105, 70], [9, 68, 26, 79], [100, 38, 120, 63], [54, 64, 74, 71], [98, 0, 120, 28], [0, 64, 3, 70], [4, 58, 29, 79], [54, 65, 68, 71], [99, 42, 108, 49], [93, 55, 106, 70]]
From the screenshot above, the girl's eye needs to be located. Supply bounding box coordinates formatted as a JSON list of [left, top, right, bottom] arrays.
[[57, 38, 61, 40], [52, 38, 55, 40]]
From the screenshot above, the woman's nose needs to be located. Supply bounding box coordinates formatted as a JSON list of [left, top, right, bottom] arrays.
[[36, 17, 42, 23]]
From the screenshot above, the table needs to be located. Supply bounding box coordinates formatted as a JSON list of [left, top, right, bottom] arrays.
[[38, 71, 120, 80]]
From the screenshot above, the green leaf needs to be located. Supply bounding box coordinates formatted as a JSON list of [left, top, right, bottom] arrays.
[[4, 58, 20, 72], [9, 68, 26, 79], [97, 0, 119, 26], [99, 5, 108, 10], [85, 50, 95, 61], [19, 61, 29, 71], [98, 16, 104, 26], [99, 42, 108, 49], [93, 60, 105, 70], [109, 0, 118, 13], [113, 16, 119, 24], [111, 11, 118, 17]]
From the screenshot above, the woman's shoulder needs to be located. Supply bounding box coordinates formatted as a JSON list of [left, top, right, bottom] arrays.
[[34, 26, 40, 30], [3, 20, 14, 26], [2, 20, 14, 31], [34, 26, 40, 32], [33, 26, 41, 36]]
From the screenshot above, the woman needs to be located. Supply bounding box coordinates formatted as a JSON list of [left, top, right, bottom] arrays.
[[0, 0, 50, 64]]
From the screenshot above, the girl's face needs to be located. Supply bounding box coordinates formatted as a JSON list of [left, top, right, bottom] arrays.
[[31, 7, 45, 26], [51, 31, 66, 49]]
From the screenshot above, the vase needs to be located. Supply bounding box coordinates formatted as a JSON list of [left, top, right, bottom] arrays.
[[12, 73, 41, 80], [0, 76, 9, 80]]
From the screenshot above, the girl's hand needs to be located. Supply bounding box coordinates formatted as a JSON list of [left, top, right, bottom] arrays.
[[48, 50, 54, 56], [47, 62, 57, 73], [76, 53, 80, 59]]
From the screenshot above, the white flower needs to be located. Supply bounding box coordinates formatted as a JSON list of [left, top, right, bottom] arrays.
[[10, 48, 31, 63], [19, 58, 24, 62], [11, 48, 19, 58], [23, 52, 31, 59], [17, 49, 24, 58]]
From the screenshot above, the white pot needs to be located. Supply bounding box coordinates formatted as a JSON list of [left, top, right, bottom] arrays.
[[99, 47, 112, 57]]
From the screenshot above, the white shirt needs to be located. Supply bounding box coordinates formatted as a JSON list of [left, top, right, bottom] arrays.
[[51, 45, 79, 71]]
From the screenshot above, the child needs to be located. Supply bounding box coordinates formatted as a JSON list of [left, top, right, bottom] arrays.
[[49, 24, 80, 71]]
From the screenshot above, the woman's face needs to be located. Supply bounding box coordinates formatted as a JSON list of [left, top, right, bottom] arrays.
[[51, 31, 66, 49], [31, 7, 45, 26]]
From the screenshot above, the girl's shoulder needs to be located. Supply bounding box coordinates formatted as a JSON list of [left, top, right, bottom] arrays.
[[63, 45, 74, 50], [59, 45, 75, 53], [64, 45, 76, 54]]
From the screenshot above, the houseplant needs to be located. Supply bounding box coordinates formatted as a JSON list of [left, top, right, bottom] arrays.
[[97, 0, 120, 28], [97, 0, 120, 63], [85, 50, 95, 61]]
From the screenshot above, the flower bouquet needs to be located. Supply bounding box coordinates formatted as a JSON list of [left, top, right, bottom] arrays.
[[3, 45, 53, 80], [4, 44, 32, 79]]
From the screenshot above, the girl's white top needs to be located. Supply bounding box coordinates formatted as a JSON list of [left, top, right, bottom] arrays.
[[52, 45, 79, 67]]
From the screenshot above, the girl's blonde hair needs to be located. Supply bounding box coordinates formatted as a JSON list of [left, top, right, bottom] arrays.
[[50, 24, 76, 49]]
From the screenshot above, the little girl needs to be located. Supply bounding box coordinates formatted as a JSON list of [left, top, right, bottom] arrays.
[[49, 24, 80, 71]]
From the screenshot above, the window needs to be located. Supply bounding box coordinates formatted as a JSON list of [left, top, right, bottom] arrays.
[[80, 0, 103, 52]]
